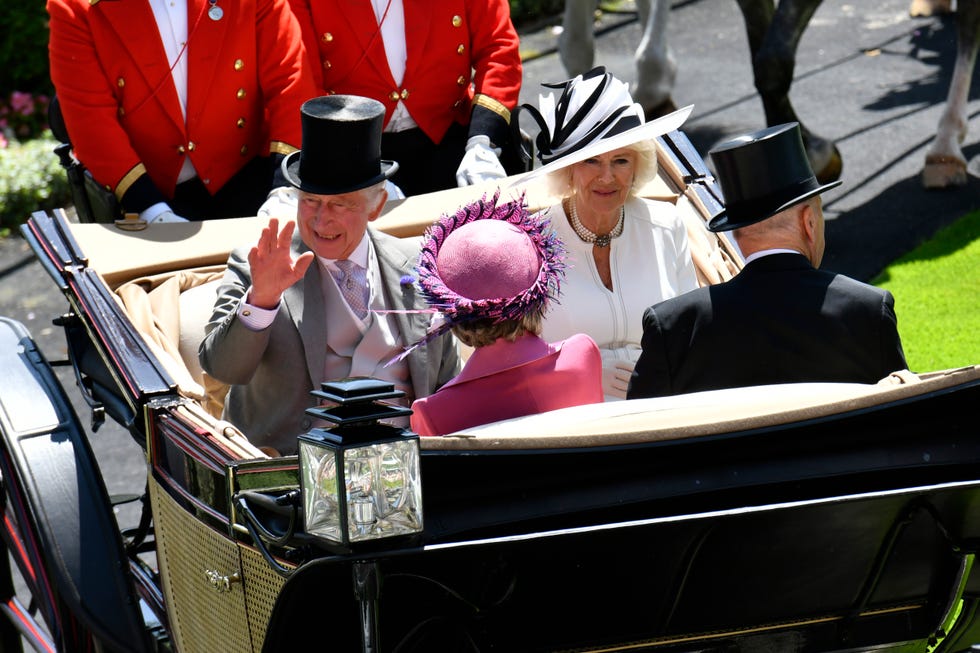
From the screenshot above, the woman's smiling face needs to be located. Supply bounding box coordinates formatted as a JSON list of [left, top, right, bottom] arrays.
[[571, 147, 636, 216]]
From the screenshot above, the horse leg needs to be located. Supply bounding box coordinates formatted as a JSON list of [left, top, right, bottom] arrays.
[[922, 0, 980, 188], [559, 0, 598, 76], [632, 0, 678, 118], [735, 0, 842, 183]]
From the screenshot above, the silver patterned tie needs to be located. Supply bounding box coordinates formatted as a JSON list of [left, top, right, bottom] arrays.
[[335, 259, 368, 319]]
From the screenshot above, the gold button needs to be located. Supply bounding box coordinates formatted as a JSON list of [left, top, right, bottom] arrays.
[[117, 77, 125, 88], [389, 91, 400, 101], [237, 118, 246, 128], [187, 141, 196, 152], [452, 15, 462, 27], [177, 145, 186, 154], [323, 60, 332, 69], [241, 145, 248, 155], [457, 76, 466, 86], [453, 100, 461, 108], [242, 309, 252, 317], [400, 89, 409, 100], [457, 44, 465, 55], [118, 107, 125, 117], [234, 59, 244, 71], [322, 32, 333, 42], [104, 184, 111, 191], [237, 88, 246, 99]]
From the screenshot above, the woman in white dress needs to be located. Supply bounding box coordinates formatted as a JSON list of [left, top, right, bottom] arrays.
[[517, 67, 698, 400]]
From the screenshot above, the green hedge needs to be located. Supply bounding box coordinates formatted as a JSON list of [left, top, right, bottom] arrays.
[[0, 134, 71, 237], [0, 2, 52, 98]]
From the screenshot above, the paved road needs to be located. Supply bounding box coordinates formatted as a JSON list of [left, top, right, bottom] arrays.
[[1, 0, 978, 532]]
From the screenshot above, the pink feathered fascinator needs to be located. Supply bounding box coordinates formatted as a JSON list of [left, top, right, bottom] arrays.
[[387, 190, 566, 364]]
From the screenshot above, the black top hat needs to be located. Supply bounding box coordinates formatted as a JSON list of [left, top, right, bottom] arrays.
[[706, 122, 841, 232], [282, 95, 398, 195]]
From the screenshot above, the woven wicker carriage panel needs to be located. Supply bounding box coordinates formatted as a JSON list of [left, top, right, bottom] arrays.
[[238, 541, 289, 648], [150, 478, 254, 652]]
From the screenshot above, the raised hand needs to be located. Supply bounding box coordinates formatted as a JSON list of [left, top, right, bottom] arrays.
[[246, 218, 314, 309]]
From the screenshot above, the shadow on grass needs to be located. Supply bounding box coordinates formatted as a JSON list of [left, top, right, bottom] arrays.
[[822, 142, 980, 283], [872, 208, 980, 286]]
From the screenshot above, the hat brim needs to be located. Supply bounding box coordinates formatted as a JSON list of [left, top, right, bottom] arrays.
[[281, 151, 399, 195], [509, 104, 694, 188], [706, 179, 842, 232]]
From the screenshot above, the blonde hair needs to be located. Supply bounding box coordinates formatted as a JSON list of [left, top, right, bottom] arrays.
[[542, 139, 659, 199], [451, 312, 544, 349]]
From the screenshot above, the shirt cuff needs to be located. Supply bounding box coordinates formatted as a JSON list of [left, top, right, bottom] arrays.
[[238, 287, 279, 330]]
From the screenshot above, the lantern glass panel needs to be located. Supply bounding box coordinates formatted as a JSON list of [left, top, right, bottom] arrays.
[[299, 440, 343, 542], [344, 439, 423, 542]]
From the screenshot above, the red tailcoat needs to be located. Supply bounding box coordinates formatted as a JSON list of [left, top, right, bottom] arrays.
[[47, 0, 317, 200], [289, 0, 522, 144]]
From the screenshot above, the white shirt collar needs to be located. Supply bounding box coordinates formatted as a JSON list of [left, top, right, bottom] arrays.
[[318, 233, 371, 273], [743, 248, 801, 265]]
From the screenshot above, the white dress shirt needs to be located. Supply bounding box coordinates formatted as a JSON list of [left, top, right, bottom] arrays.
[[372, 0, 417, 133], [148, 0, 198, 184]]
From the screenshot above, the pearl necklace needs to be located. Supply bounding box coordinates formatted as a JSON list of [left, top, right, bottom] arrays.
[[567, 199, 625, 248]]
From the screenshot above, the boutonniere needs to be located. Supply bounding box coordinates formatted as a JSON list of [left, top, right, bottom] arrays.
[[399, 274, 416, 287]]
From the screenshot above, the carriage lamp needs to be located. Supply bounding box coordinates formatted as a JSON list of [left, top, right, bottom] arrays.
[[297, 378, 423, 553]]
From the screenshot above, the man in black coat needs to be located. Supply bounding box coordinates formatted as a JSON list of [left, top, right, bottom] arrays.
[[628, 122, 908, 399]]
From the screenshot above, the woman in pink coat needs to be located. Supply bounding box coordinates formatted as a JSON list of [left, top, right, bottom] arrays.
[[406, 192, 603, 436]]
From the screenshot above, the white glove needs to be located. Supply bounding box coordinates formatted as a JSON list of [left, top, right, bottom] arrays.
[[455, 135, 507, 187], [140, 202, 188, 224], [601, 358, 635, 400], [257, 186, 298, 218]]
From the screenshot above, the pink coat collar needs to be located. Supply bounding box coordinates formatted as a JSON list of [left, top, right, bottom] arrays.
[[441, 333, 560, 389]]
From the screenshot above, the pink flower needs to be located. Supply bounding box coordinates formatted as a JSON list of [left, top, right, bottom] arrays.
[[11, 91, 34, 116], [0, 132, 8, 149]]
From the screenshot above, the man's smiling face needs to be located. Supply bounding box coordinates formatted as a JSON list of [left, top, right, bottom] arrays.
[[296, 186, 386, 260]]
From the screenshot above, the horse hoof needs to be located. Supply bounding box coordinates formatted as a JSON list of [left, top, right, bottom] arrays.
[[801, 132, 843, 185], [909, 0, 952, 17], [922, 154, 968, 189], [813, 145, 843, 185], [643, 98, 678, 120]]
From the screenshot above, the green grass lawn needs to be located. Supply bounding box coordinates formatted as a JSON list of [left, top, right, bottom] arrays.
[[872, 210, 980, 373]]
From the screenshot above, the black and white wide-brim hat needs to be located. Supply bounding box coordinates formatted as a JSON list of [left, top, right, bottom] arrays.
[[511, 66, 693, 185]]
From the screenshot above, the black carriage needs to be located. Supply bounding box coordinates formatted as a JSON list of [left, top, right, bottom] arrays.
[[2, 132, 979, 652]]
